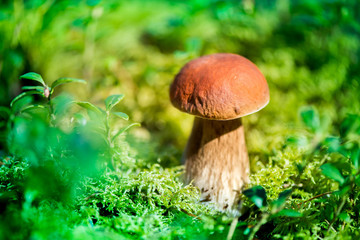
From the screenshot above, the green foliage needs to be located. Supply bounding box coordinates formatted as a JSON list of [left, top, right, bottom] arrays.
[[105, 94, 125, 111], [320, 163, 345, 185], [300, 106, 321, 133], [51, 78, 87, 92], [75, 101, 103, 114], [20, 72, 46, 86], [1, 72, 216, 240], [242, 108, 360, 239], [243, 186, 267, 209]]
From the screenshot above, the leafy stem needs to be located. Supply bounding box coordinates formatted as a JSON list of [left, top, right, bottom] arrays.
[[76, 94, 139, 171], [105, 110, 117, 171], [105, 111, 112, 147], [11, 72, 86, 125]]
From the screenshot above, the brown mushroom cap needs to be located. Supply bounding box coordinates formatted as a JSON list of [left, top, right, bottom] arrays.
[[170, 53, 270, 120]]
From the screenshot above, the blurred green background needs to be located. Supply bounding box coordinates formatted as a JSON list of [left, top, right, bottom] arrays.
[[1, 0, 359, 157]]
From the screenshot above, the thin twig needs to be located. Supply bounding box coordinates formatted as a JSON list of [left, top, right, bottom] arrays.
[[297, 191, 335, 207], [180, 208, 202, 220]]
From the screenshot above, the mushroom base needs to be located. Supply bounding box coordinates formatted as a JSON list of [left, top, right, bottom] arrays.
[[184, 117, 249, 215]]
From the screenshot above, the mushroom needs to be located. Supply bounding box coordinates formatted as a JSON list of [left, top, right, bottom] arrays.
[[169, 53, 269, 214]]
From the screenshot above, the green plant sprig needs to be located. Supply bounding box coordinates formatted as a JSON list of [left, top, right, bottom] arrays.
[[75, 94, 140, 170], [10, 72, 86, 124]]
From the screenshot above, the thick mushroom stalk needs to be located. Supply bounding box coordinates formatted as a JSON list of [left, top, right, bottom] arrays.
[[184, 117, 249, 213]]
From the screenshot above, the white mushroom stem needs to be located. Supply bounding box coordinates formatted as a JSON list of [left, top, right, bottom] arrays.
[[184, 117, 249, 214]]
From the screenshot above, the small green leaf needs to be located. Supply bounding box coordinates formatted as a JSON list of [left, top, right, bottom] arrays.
[[339, 212, 351, 222], [75, 101, 103, 115], [51, 77, 86, 91], [20, 104, 46, 113], [243, 186, 267, 208], [275, 209, 302, 218], [323, 137, 342, 153], [320, 163, 345, 184], [272, 189, 292, 209], [278, 189, 292, 200], [10, 91, 44, 108], [105, 94, 124, 111], [300, 107, 320, 132], [243, 227, 251, 235], [112, 112, 129, 120], [286, 136, 308, 147], [112, 123, 140, 142], [351, 148, 360, 170], [20, 72, 46, 86], [11, 96, 33, 113], [22, 86, 45, 92]]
